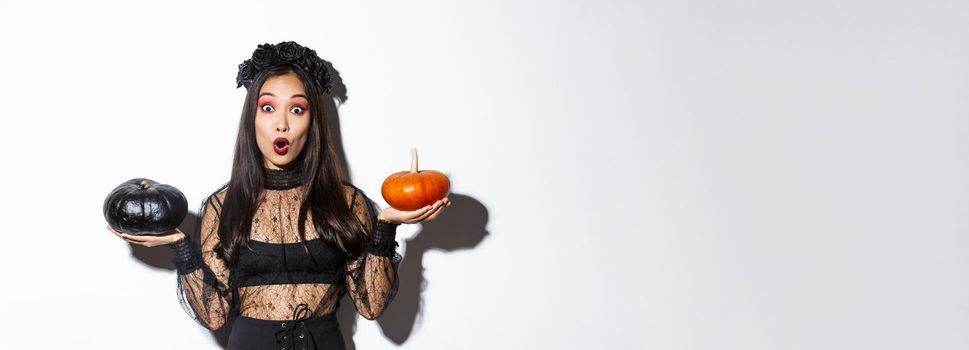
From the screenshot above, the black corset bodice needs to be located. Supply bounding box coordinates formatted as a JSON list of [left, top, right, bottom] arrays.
[[170, 160, 402, 326], [234, 238, 347, 287]]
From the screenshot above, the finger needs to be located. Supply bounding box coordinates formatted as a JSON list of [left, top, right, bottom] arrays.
[[107, 225, 124, 237], [120, 233, 149, 244], [125, 237, 145, 244], [110, 227, 145, 243], [139, 235, 171, 244], [108, 227, 122, 238], [121, 237, 143, 245], [426, 204, 448, 220], [424, 202, 444, 221], [124, 237, 147, 245], [110, 228, 137, 242], [400, 205, 433, 222], [411, 201, 444, 222], [398, 208, 428, 224], [426, 205, 446, 221]]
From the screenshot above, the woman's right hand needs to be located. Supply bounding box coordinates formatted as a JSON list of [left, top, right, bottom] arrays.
[[107, 225, 186, 247]]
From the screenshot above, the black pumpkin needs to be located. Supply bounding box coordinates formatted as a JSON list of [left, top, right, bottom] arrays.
[[103, 178, 188, 235]]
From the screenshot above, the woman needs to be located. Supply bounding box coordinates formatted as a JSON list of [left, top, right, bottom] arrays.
[[107, 41, 448, 350]]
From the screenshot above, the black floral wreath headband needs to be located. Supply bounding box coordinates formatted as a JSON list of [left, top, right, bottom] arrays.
[[235, 41, 333, 94]]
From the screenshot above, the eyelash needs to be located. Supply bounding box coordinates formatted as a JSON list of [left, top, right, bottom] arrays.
[[259, 103, 306, 115]]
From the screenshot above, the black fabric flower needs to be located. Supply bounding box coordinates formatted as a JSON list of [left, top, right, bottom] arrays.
[[236, 59, 255, 88], [235, 41, 334, 94], [251, 43, 278, 67], [298, 56, 326, 92], [298, 54, 320, 76], [277, 41, 306, 62], [316, 67, 332, 94]]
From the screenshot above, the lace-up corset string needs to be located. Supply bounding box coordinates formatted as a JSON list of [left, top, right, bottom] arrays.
[[274, 303, 315, 350]]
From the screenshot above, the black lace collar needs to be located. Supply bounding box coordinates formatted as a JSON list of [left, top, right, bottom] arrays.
[[264, 164, 304, 190]]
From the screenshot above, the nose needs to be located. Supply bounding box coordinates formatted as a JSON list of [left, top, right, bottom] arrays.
[[274, 116, 289, 133]]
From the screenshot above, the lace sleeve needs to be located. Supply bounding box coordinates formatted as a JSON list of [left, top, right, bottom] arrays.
[[343, 185, 402, 320], [169, 189, 233, 330]]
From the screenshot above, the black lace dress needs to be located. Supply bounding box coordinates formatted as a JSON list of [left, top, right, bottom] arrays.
[[168, 166, 401, 350]]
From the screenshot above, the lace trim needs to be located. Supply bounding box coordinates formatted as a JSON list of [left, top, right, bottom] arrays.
[[264, 164, 304, 190], [169, 238, 202, 273], [368, 220, 400, 257]]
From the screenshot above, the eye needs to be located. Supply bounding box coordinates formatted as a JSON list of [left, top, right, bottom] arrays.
[[290, 106, 305, 114], [260, 104, 275, 112]]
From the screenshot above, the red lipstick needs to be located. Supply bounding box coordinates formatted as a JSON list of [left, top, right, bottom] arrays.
[[273, 137, 290, 155]]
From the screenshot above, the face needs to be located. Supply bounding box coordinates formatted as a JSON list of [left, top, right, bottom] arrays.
[[254, 72, 312, 170]]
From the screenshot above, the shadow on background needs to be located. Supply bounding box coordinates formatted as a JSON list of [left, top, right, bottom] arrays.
[[125, 192, 490, 349], [336, 193, 490, 348], [127, 212, 197, 269], [118, 60, 489, 349], [379, 193, 489, 344], [126, 210, 237, 348]]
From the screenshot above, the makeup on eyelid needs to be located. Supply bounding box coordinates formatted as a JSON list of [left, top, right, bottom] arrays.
[[257, 99, 307, 112]]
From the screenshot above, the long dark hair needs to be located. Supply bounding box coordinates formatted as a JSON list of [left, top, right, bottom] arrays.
[[214, 64, 368, 265]]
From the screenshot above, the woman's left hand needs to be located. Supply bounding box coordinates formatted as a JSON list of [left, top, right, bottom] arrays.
[[378, 197, 451, 224]]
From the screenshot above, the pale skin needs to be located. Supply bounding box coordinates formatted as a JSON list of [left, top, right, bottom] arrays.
[[109, 71, 449, 247]]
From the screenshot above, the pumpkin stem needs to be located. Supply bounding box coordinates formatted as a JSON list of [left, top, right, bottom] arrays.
[[410, 148, 419, 173], [139, 180, 150, 190]]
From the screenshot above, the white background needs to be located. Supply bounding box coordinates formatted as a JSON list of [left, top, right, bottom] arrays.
[[1, 0, 967, 349]]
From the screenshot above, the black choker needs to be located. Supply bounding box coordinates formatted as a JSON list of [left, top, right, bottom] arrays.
[[264, 165, 304, 190]]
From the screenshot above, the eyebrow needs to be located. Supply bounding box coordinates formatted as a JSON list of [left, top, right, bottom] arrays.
[[259, 92, 309, 100]]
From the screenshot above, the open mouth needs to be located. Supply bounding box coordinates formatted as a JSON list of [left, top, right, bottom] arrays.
[[273, 138, 290, 155]]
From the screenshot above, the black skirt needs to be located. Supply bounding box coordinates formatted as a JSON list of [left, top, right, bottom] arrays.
[[227, 312, 345, 350]]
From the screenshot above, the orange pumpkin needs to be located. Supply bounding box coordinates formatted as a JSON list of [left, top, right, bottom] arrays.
[[381, 148, 450, 211]]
